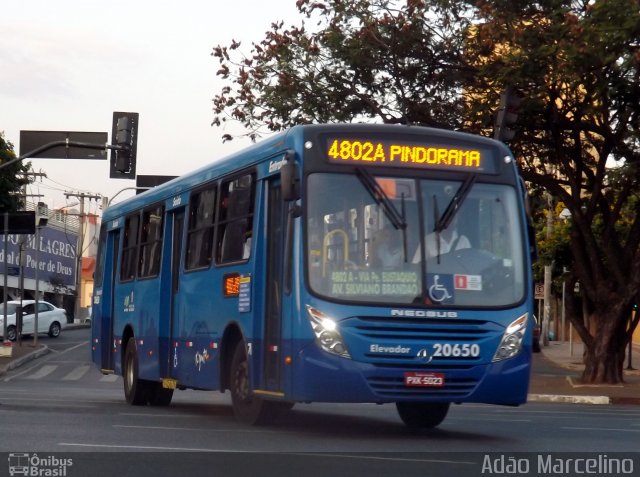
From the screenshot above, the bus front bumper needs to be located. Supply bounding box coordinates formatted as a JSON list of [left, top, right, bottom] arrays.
[[291, 343, 531, 405]]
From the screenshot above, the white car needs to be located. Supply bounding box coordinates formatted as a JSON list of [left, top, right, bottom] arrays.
[[0, 300, 66, 341]]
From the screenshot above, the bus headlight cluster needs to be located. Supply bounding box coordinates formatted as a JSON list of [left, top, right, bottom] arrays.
[[306, 305, 351, 358], [493, 313, 528, 362]]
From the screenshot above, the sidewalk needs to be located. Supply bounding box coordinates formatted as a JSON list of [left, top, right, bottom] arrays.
[[0, 339, 50, 375], [0, 322, 88, 376], [1, 329, 639, 405], [529, 341, 640, 405]]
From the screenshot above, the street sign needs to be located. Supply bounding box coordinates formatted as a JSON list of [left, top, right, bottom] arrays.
[[135, 175, 177, 194], [19, 131, 108, 159], [534, 283, 544, 300], [3, 211, 36, 234]]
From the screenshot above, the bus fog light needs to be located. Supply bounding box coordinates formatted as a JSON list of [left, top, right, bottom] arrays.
[[493, 313, 527, 362], [306, 305, 351, 359]]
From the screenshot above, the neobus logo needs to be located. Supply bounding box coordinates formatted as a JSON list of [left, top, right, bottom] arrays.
[[268, 158, 287, 173], [391, 309, 458, 318]]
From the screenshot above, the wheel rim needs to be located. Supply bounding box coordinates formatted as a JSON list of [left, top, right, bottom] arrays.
[[7, 327, 16, 341], [125, 353, 134, 392], [51, 324, 60, 336]]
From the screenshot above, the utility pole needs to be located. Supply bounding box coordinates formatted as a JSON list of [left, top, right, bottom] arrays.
[[543, 193, 554, 347], [64, 191, 101, 322]]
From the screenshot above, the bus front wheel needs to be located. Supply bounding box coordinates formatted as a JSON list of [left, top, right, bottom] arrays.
[[230, 341, 287, 425], [395, 402, 450, 429]]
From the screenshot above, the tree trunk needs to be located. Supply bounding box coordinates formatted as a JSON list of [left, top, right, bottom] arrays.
[[581, 311, 627, 384]]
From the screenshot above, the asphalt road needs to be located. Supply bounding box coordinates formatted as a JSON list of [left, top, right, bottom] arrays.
[[1, 328, 639, 477]]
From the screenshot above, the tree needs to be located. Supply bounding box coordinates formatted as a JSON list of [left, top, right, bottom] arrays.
[[463, 0, 640, 384], [211, 0, 473, 140], [0, 132, 32, 212], [211, 0, 640, 383]]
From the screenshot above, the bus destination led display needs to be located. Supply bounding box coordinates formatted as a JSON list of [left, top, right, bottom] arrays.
[[326, 137, 495, 172]]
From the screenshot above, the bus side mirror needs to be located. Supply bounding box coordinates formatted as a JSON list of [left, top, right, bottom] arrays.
[[281, 150, 300, 202]]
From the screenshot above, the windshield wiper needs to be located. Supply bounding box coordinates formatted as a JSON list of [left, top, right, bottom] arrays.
[[433, 173, 477, 234], [355, 167, 408, 262]]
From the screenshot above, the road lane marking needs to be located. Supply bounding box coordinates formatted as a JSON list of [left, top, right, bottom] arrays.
[[113, 424, 277, 433], [4, 341, 89, 382], [58, 443, 476, 465], [290, 452, 476, 465], [563, 426, 640, 432], [448, 417, 531, 423], [100, 374, 119, 382], [59, 443, 248, 452], [119, 412, 204, 418], [25, 365, 57, 380], [62, 365, 91, 381]]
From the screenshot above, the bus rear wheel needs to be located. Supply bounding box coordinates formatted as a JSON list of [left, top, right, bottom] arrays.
[[395, 402, 450, 429], [230, 341, 288, 425], [123, 339, 151, 405]]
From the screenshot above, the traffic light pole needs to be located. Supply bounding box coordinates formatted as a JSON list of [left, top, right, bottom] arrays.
[[0, 140, 127, 171]]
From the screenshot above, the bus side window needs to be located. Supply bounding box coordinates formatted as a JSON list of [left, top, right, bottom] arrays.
[[217, 173, 255, 264], [185, 186, 216, 270], [120, 213, 140, 281], [138, 204, 164, 278]]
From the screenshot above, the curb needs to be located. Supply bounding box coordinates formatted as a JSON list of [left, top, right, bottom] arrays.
[[0, 345, 50, 377], [527, 393, 610, 405]]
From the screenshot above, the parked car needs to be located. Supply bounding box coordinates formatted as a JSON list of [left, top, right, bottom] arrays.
[[532, 314, 541, 352], [0, 300, 66, 341]]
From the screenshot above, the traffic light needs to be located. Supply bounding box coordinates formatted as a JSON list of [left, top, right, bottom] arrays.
[[110, 112, 139, 179], [494, 86, 521, 142]]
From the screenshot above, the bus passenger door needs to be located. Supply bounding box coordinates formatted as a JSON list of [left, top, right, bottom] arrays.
[[167, 210, 185, 379], [104, 230, 119, 371], [263, 179, 286, 392], [106, 230, 120, 369]]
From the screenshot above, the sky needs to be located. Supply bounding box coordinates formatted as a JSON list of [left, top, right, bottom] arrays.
[[1, 0, 302, 214]]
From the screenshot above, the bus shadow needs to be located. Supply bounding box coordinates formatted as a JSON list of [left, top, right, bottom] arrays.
[[165, 399, 513, 446], [261, 407, 510, 445]]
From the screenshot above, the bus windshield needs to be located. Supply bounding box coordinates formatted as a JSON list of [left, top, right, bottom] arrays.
[[306, 173, 525, 307]]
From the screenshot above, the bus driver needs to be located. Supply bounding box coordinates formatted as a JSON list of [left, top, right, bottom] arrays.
[[413, 216, 470, 262]]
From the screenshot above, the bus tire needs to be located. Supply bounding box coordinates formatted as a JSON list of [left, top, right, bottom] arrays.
[[395, 402, 450, 429], [123, 339, 151, 405], [230, 341, 284, 425]]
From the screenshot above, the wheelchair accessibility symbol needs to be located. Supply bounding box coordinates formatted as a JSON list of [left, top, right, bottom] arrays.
[[427, 274, 454, 304]]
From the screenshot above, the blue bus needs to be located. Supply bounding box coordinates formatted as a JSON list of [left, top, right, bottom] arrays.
[[91, 123, 534, 428]]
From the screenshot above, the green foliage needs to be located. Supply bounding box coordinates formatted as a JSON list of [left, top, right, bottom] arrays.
[[0, 132, 31, 212], [211, 0, 473, 140]]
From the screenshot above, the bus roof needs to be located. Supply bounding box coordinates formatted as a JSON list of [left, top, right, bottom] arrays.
[[103, 123, 512, 221]]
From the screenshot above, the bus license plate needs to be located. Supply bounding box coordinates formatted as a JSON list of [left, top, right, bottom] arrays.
[[404, 372, 445, 387]]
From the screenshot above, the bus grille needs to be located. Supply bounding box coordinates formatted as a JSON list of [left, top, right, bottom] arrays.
[[351, 316, 496, 341], [345, 316, 501, 367]]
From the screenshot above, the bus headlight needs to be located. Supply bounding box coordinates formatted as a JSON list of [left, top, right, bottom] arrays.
[[493, 313, 528, 362], [306, 305, 351, 359]]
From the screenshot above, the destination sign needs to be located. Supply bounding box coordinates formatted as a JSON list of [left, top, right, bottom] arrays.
[[325, 137, 497, 173]]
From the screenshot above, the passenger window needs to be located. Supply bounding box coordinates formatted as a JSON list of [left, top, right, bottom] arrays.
[[217, 173, 255, 264], [185, 186, 216, 270], [120, 214, 140, 281], [138, 205, 164, 278]]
